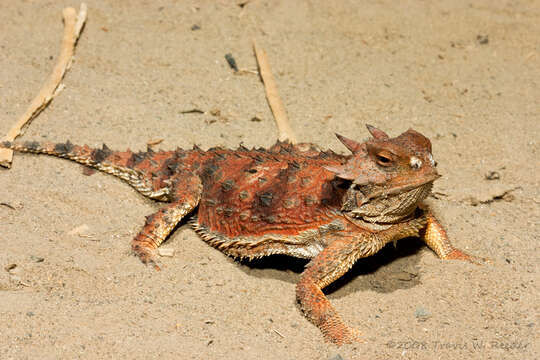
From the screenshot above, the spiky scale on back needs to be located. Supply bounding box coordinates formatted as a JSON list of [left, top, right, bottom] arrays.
[[0, 126, 486, 346]]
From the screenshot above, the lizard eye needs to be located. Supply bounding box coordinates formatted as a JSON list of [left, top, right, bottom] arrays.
[[410, 156, 423, 169], [376, 152, 393, 167]]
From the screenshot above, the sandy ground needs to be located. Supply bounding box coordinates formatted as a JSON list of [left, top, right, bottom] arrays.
[[1, 1, 538, 359]]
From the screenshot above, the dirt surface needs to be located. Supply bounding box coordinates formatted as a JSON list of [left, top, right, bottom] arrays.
[[1, 1, 538, 359]]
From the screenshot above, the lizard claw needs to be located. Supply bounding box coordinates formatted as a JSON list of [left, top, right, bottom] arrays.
[[467, 255, 492, 265], [147, 257, 164, 271], [445, 248, 491, 265], [132, 245, 163, 271]]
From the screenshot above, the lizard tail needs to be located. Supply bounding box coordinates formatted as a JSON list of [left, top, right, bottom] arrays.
[[1, 140, 169, 200], [1, 140, 134, 174]]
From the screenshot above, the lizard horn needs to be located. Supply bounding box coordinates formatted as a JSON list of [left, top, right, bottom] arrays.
[[366, 124, 389, 140]]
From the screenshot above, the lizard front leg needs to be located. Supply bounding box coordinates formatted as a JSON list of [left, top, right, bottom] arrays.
[[296, 217, 427, 345], [422, 213, 489, 264], [132, 173, 202, 270]]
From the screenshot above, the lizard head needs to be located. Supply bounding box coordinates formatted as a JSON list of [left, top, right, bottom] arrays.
[[326, 124, 440, 223]]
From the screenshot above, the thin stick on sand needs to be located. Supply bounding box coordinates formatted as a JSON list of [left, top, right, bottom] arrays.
[[252, 40, 297, 144], [0, 4, 87, 168]]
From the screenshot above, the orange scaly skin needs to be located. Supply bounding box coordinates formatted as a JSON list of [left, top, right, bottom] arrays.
[[0, 125, 487, 345]]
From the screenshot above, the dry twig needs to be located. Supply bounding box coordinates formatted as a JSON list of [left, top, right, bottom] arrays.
[[252, 40, 297, 144], [0, 4, 87, 168]]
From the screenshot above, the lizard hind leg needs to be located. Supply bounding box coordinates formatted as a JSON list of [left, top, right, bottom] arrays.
[[131, 173, 202, 270]]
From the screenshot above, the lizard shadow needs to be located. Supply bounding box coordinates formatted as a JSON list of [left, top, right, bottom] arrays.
[[237, 236, 425, 297]]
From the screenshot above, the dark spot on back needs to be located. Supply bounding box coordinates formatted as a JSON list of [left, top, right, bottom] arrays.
[[144, 213, 157, 225], [91, 148, 112, 163], [264, 215, 277, 223], [128, 152, 146, 166], [166, 161, 179, 173], [258, 192, 273, 207], [175, 150, 186, 159], [239, 190, 249, 200], [280, 146, 292, 155], [290, 160, 301, 169], [204, 199, 217, 206], [24, 141, 40, 151], [54, 141, 73, 153], [282, 198, 296, 209], [202, 163, 219, 179], [221, 179, 235, 192]]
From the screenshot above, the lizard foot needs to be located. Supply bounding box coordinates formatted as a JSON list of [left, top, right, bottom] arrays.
[[132, 244, 163, 271], [321, 319, 363, 346], [445, 248, 491, 265]]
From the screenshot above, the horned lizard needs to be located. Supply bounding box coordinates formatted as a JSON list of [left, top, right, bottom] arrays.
[[1, 125, 485, 345]]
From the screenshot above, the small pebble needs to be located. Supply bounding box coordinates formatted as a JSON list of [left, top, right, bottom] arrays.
[[224, 53, 238, 72], [485, 171, 500, 180], [328, 354, 345, 360], [5, 263, 17, 272], [415, 306, 431, 321], [30, 255, 45, 263], [158, 248, 175, 257], [476, 34, 489, 44]]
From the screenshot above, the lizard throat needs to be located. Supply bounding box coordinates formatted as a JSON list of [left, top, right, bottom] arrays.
[[344, 182, 433, 224]]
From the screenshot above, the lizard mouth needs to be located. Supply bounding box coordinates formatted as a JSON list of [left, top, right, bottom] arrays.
[[360, 173, 440, 201]]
